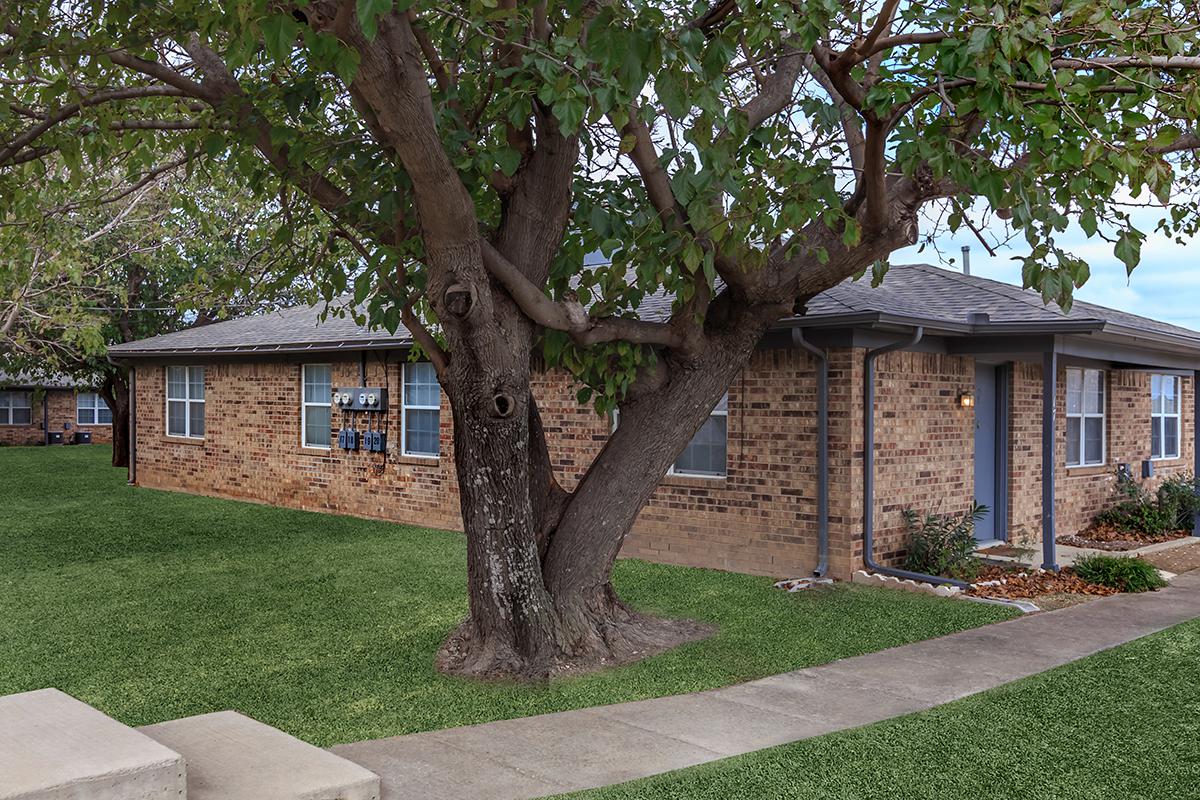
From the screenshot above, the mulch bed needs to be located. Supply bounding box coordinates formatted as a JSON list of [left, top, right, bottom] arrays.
[[1056, 524, 1190, 552], [966, 565, 1119, 601]]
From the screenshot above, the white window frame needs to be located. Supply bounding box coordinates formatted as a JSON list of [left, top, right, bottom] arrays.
[[301, 364, 333, 450], [1066, 367, 1106, 468], [1151, 374, 1182, 461], [165, 366, 205, 439], [613, 393, 729, 480], [0, 391, 32, 426], [76, 392, 112, 426], [401, 362, 441, 458], [669, 393, 729, 479]]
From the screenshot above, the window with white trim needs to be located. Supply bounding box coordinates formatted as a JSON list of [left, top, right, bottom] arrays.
[[402, 362, 440, 457], [671, 393, 729, 477], [166, 366, 205, 438], [1066, 368, 1105, 467], [615, 393, 730, 478], [0, 391, 32, 425], [1151, 374, 1181, 460], [76, 392, 112, 425], [302, 364, 332, 448]]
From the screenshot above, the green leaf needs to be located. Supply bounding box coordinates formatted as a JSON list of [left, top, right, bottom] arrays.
[[1114, 230, 1142, 275], [333, 46, 360, 85], [261, 15, 300, 64], [356, 0, 392, 40], [495, 148, 521, 177]]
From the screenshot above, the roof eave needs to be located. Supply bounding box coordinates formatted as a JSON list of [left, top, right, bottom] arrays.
[[107, 338, 414, 360]]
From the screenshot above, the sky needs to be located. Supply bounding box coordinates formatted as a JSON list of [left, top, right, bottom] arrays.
[[891, 201, 1200, 332]]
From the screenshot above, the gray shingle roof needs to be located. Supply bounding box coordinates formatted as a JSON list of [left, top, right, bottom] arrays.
[[108, 263, 1200, 356]]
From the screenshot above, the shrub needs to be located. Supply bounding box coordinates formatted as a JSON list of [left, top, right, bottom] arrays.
[[1074, 554, 1167, 593], [1095, 472, 1197, 537], [902, 504, 987, 581], [1157, 473, 1200, 531]]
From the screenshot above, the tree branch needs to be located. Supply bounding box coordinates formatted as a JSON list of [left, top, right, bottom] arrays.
[[480, 242, 687, 349]]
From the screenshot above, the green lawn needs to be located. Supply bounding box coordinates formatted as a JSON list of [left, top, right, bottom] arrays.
[[561, 618, 1200, 800], [0, 445, 1014, 747]]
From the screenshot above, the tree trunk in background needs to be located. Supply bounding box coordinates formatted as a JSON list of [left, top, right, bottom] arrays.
[[97, 373, 129, 469]]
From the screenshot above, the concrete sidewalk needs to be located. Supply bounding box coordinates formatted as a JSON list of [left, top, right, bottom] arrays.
[[332, 572, 1200, 800]]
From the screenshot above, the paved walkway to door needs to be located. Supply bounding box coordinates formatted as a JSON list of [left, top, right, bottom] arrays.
[[332, 572, 1200, 800]]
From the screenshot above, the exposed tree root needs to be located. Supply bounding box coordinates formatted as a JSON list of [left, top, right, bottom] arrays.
[[436, 606, 716, 681]]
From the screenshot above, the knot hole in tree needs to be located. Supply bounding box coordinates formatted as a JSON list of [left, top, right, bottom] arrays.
[[444, 283, 475, 319], [491, 392, 516, 419]]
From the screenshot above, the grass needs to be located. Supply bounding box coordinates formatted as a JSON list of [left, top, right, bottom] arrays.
[[0, 445, 1015, 747], [560, 619, 1200, 800]]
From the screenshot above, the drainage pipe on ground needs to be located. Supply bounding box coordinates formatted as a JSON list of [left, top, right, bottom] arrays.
[[791, 328, 829, 577], [863, 327, 971, 590]]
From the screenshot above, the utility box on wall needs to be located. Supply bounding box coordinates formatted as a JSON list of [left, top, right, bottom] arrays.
[[333, 387, 389, 452], [332, 387, 388, 412]]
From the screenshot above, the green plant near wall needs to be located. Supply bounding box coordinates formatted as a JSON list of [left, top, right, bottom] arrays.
[[1156, 473, 1200, 531], [1074, 554, 1167, 593], [902, 504, 988, 581], [1095, 473, 1200, 536]]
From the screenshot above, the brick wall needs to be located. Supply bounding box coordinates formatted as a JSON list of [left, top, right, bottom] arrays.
[[132, 350, 834, 579], [0, 389, 113, 446], [1010, 364, 1196, 545], [129, 348, 1197, 582]]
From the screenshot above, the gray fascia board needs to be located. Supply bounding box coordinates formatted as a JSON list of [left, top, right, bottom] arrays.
[[108, 339, 413, 359]]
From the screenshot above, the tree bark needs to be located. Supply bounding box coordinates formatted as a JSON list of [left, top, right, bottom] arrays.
[[97, 372, 129, 469]]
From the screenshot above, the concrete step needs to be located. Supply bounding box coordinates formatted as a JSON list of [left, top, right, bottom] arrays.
[[0, 688, 185, 800], [139, 711, 379, 800]]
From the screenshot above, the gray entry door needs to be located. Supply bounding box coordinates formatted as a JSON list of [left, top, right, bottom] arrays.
[[973, 364, 998, 541]]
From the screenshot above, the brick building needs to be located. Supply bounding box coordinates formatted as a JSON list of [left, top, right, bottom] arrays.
[[108, 264, 1200, 581], [0, 371, 114, 447]]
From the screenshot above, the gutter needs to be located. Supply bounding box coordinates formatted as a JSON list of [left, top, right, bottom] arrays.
[[791, 329, 829, 577], [862, 327, 971, 589], [42, 393, 49, 446]]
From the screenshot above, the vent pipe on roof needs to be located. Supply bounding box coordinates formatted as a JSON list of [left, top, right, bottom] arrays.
[[961, 245, 971, 276]]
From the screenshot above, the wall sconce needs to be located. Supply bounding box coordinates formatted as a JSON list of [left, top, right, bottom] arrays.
[[957, 390, 975, 409]]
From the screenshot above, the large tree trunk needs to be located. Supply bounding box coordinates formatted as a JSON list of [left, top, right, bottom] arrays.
[[436, 298, 774, 680], [97, 372, 130, 469]]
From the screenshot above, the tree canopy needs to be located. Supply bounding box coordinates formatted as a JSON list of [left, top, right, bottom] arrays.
[[4, 0, 1199, 407]]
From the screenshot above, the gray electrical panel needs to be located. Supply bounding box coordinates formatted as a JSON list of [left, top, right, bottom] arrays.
[[335, 387, 389, 452]]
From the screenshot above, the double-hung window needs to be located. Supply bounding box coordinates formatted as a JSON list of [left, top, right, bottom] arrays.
[[302, 364, 332, 448], [76, 392, 112, 425], [402, 362, 440, 457], [671, 393, 729, 477], [166, 366, 205, 438], [0, 391, 32, 425], [1066, 368, 1105, 467], [1151, 374, 1182, 460]]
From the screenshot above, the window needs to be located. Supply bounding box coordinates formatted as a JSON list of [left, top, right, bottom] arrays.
[[302, 364, 332, 448], [671, 393, 729, 477], [1066, 368, 1105, 467], [0, 391, 32, 425], [402, 362, 440, 457], [1152, 374, 1182, 461], [76, 392, 112, 425], [166, 366, 205, 438]]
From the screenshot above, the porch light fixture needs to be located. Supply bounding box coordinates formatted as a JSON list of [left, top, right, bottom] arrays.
[[958, 390, 975, 409]]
